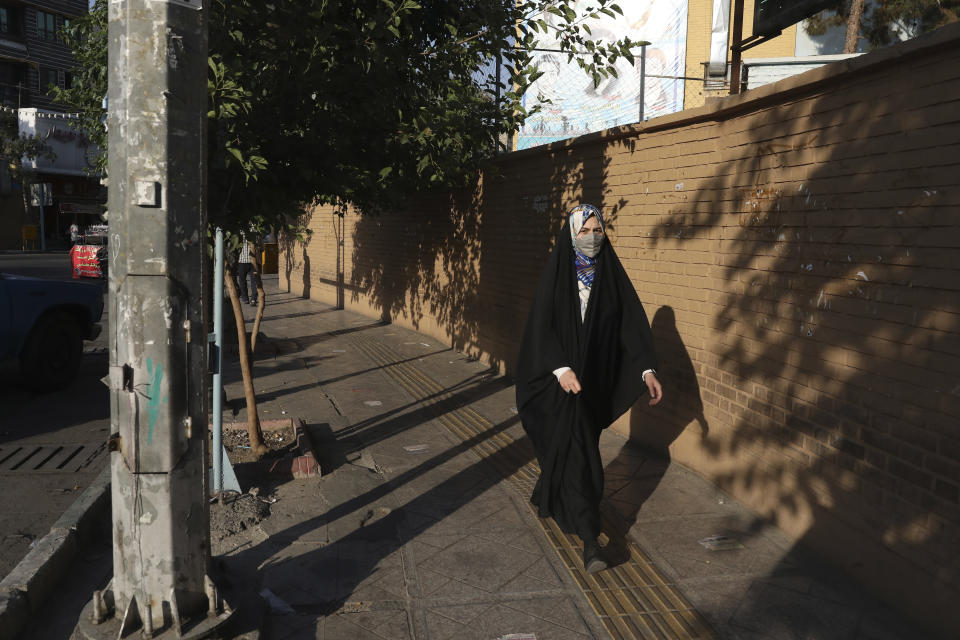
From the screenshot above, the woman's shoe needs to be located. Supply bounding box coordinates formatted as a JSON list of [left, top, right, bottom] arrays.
[[583, 541, 608, 574]]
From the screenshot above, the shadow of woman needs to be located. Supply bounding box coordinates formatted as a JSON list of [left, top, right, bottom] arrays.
[[631, 305, 708, 455], [601, 305, 709, 564], [301, 249, 311, 299]]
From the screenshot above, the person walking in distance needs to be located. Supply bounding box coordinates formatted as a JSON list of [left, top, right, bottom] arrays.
[[236, 232, 258, 306], [515, 203, 662, 573]]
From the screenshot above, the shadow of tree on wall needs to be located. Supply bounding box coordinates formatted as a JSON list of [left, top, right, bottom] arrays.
[[349, 133, 628, 373], [629, 44, 960, 637], [279, 206, 313, 296], [350, 188, 484, 338]]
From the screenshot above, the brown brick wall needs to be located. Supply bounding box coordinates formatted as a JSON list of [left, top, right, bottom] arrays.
[[282, 24, 960, 637]]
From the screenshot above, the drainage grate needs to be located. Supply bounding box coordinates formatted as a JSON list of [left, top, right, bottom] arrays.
[[0, 443, 106, 473]]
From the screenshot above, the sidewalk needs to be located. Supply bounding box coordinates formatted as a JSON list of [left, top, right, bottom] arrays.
[[212, 278, 928, 640], [22, 276, 933, 639]]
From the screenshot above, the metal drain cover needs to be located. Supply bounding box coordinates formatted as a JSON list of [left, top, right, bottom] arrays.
[[0, 443, 106, 473]]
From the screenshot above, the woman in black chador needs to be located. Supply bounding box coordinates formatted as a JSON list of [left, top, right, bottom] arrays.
[[516, 204, 663, 573]]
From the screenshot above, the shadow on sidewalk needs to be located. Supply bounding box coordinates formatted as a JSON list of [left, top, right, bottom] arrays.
[[222, 413, 531, 635], [599, 443, 671, 568], [599, 305, 707, 565]]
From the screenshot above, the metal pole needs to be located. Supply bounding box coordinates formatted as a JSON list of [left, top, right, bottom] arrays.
[[729, 0, 745, 94], [38, 187, 47, 251], [213, 227, 224, 494], [639, 44, 647, 122], [495, 52, 502, 152], [79, 0, 231, 636]]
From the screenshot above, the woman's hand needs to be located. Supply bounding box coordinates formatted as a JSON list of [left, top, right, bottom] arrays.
[[558, 370, 582, 394], [644, 372, 663, 405]]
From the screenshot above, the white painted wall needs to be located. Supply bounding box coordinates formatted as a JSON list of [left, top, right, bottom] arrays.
[[743, 54, 863, 90], [18, 108, 100, 176]]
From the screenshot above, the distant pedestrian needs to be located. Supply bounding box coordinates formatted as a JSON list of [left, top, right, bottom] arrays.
[[516, 203, 662, 574], [236, 233, 258, 306], [69, 221, 80, 244]]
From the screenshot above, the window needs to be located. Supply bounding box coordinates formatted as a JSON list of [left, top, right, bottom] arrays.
[[59, 17, 69, 42], [0, 5, 24, 38], [0, 62, 27, 107], [39, 67, 57, 93], [36, 10, 55, 41]]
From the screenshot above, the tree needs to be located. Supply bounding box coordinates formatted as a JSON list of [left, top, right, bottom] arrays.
[[0, 109, 57, 235], [845, 0, 867, 52], [806, 0, 959, 51], [51, 0, 106, 177], [57, 0, 644, 458]]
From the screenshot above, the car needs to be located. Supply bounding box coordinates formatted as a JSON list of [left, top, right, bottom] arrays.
[[0, 273, 104, 390]]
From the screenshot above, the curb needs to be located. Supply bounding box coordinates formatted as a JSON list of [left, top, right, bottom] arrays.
[[0, 464, 111, 640], [266, 417, 322, 479], [291, 417, 321, 478]]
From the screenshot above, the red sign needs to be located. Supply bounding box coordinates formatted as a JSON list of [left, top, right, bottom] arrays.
[[70, 244, 106, 279]]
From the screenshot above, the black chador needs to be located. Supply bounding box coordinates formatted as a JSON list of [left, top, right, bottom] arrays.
[[515, 204, 658, 572]]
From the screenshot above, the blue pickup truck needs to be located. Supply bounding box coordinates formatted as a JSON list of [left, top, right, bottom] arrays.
[[0, 273, 104, 390]]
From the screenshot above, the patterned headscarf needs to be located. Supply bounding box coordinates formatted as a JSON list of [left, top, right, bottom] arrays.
[[568, 204, 605, 319], [568, 203, 605, 289]]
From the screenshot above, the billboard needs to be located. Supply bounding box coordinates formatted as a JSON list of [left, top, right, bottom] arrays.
[[516, 0, 689, 150], [754, 0, 836, 37]]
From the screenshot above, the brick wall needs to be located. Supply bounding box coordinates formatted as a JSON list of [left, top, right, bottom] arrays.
[[282, 24, 960, 637]]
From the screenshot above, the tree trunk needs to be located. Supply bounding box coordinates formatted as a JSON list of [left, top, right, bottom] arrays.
[[249, 244, 266, 354], [224, 264, 269, 458], [844, 0, 866, 53]]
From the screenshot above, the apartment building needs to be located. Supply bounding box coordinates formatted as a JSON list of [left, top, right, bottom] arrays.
[[0, 1, 102, 250], [0, 1, 87, 110]]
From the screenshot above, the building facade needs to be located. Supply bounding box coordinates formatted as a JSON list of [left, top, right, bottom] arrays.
[[0, 0, 86, 110], [0, 0, 100, 250]]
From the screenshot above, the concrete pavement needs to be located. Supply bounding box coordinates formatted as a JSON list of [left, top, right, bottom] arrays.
[[213, 278, 928, 639], [10, 275, 935, 639]]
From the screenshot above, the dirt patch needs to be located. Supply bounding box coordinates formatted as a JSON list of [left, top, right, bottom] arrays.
[[210, 492, 272, 539], [209, 424, 294, 546], [220, 425, 294, 464]]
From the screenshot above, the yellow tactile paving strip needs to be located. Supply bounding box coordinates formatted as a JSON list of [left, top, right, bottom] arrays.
[[351, 337, 716, 640]]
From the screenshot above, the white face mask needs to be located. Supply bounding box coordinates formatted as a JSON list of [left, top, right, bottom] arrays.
[[574, 232, 604, 258]]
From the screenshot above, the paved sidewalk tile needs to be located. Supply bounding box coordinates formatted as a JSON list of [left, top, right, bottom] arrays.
[[217, 282, 605, 640], [213, 279, 932, 640]]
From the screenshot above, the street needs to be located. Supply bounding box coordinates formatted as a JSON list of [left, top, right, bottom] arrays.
[[0, 251, 75, 280], [0, 251, 109, 578]]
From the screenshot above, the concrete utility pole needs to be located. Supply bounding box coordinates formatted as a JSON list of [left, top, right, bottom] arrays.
[[79, 0, 230, 637]]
